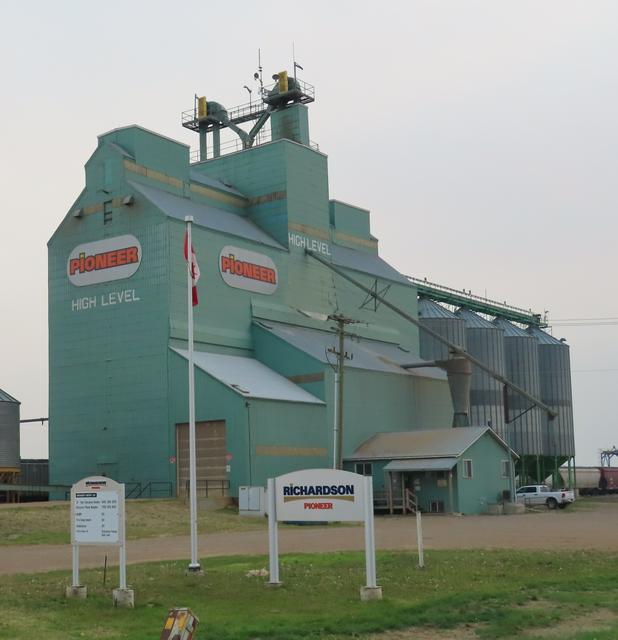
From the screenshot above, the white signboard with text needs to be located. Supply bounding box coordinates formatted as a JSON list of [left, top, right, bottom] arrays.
[[73, 490, 120, 544], [267, 469, 380, 598], [275, 468, 366, 522], [69, 476, 128, 593]]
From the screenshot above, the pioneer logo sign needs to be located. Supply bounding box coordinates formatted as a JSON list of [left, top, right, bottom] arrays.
[[68, 235, 142, 287], [219, 245, 278, 295], [275, 469, 365, 521]]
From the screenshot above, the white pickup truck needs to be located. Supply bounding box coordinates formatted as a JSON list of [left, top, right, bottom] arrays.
[[515, 484, 575, 509]]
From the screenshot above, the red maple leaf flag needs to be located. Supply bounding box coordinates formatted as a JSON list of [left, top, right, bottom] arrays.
[[183, 231, 200, 306]]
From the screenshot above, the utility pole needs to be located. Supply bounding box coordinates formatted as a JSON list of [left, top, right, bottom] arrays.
[[327, 314, 356, 470]]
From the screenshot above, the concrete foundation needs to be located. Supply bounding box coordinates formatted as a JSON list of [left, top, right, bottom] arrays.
[[503, 502, 526, 515], [360, 586, 383, 601], [65, 585, 87, 599], [487, 503, 504, 515], [113, 588, 135, 608]]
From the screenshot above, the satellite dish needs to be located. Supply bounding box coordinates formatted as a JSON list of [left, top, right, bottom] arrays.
[[253, 72, 259, 80]]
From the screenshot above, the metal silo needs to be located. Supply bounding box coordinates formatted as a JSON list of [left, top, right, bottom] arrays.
[[527, 327, 575, 459], [0, 388, 20, 472], [493, 318, 542, 456], [455, 308, 507, 441], [418, 298, 467, 361], [417, 298, 471, 427]]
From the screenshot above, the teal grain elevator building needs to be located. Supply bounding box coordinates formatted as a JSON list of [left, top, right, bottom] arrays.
[[48, 71, 570, 514]]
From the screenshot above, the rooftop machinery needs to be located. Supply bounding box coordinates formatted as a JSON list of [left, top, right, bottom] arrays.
[[182, 68, 315, 161]]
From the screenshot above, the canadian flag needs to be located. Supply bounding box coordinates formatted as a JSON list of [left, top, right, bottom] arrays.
[[183, 231, 200, 306]]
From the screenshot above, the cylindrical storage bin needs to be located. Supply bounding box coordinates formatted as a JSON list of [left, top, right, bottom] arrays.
[[494, 318, 542, 456], [0, 389, 20, 472], [527, 327, 575, 458], [418, 298, 467, 361], [455, 308, 507, 442]]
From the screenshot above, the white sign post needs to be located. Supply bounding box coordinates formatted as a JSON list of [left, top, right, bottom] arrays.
[[267, 469, 382, 600], [67, 476, 134, 608]]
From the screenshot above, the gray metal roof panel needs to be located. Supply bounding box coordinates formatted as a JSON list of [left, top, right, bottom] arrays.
[[527, 326, 567, 345], [171, 348, 324, 404], [418, 298, 458, 319], [456, 308, 501, 329], [330, 244, 409, 285], [130, 181, 284, 249], [0, 388, 19, 403], [347, 427, 492, 460], [493, 318, 530, 337], [255, 320, 446, 380], [189, 170, 247, 198], [384, 457, 458, 472]]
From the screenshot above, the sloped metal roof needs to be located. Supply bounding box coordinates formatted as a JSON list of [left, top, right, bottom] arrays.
[[130, 181, 284, 249], [330, 244, 409, 285], [171, 348, 324, 404], [418, 298, 458, 319], [384, 457, 457, 472], [0, 388, 19, 403], [254, 320, 446, 380], [527, 326, 567, 345], [189, 170, 246, 198], [456, 308, 501, 329], [493, 318, 530, 337], [347, 426, 512, 460]]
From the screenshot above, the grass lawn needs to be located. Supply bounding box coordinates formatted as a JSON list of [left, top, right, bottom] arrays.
[[1, 550, 617, 640], [0, 501, 268, 545]]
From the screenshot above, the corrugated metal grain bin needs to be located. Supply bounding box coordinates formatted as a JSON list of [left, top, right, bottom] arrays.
[[455, 309, 507, 442], [418, 298, 467, 361], [494, 318, 542, 455], [0, 388, 20, 471], [527, 327, 575, 457]]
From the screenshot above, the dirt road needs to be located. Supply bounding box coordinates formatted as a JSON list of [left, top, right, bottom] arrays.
[[2, 499, 617, 575]]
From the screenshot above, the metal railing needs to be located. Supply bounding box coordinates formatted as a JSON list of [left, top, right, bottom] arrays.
[[125, 482, 173, 499], [190, 135, 320, 164], [408, 276, 545, 327], [184, 479, 230, 499]]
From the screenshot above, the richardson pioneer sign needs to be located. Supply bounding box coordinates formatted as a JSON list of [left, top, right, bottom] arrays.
[[275, 468, 366, 522], [68, 235, 142, 286], [219, 245, 278, 295], [267, 468, 380, 598]]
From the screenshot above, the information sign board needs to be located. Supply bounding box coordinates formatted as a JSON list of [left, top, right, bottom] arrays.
[[71, 477, 123, 546], [267, 469, 380, 598], [275, 468, 365, 522], [69, 476, 128, 595]]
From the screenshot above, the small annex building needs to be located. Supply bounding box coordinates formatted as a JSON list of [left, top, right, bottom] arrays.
[[346, 427, 516, 515]]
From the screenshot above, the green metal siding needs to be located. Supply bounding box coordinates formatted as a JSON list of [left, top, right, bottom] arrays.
[[168, 351, 327, 493], [48, 173, 171, 492], [456, 435, 512, 514]]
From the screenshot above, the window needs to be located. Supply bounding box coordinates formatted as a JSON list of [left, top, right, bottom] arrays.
[[501, 460, 510, 478], [462, 459, 473, 479], [103, 200, 113, 224], [355, 462, 372, 476], [517, 486, 535, 494]]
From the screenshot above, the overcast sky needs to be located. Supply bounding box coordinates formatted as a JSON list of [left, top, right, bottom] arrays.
[[1, 1, 616, 465]]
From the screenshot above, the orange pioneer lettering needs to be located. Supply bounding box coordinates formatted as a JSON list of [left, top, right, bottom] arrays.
[[220, 254, 277, 284], [70, 246, 139, 275]]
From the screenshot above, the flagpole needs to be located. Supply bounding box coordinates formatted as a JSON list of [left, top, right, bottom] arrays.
[[185, 215, 201, 573]]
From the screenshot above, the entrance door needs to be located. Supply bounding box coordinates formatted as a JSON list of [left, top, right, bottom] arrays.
[[176, 421, 227, 498]]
